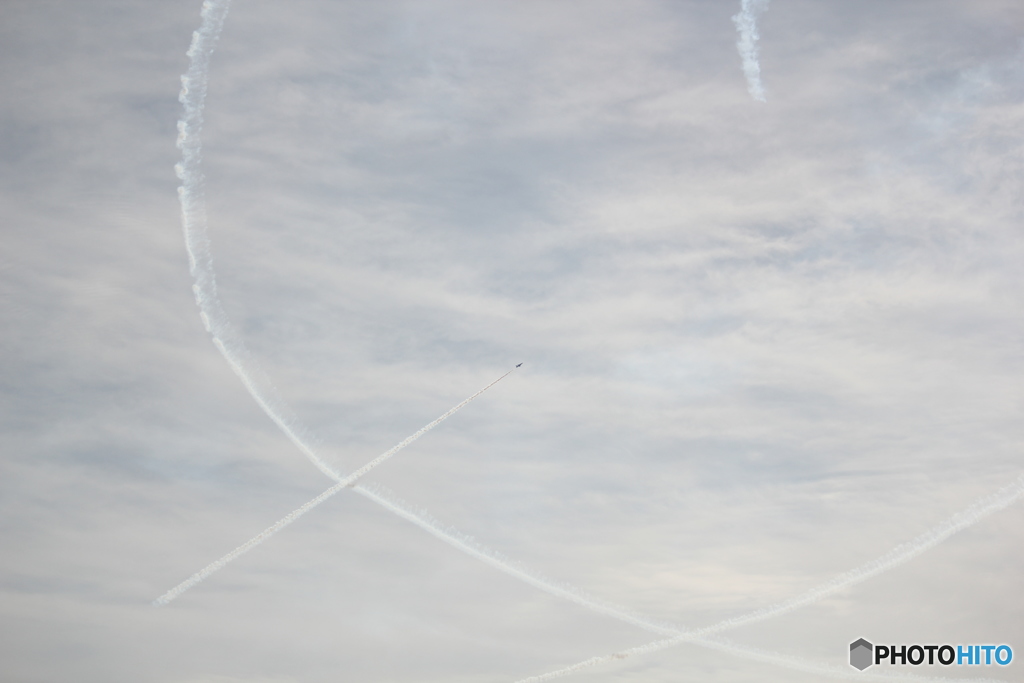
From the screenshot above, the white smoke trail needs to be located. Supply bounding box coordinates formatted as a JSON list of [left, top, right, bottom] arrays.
[[515, 475, 1024, 682], [351, 483, 681, 635], [153, 367, 517, 606], [732, 0, 770, 102], [154, 478, 347, 606], [177, 0, 343, 482], [174, 0, 678, 632], [172, 0, 525, 605], [176, 4, 1011, 681]]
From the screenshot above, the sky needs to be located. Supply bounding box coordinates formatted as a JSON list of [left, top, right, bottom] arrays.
[[2, 1, 1024, 682]]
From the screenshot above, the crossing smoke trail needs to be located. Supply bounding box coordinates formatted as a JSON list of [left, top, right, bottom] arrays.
[[175, 472, 1022, 681], [174, 0, 524, 597], [175, 3, 1014, 681], [732, 0, 770, 102], [172, 0, 674, 633], [153, 368, 517, 606], [173, 0, 670, 634], [515, 475, 1024, 682]]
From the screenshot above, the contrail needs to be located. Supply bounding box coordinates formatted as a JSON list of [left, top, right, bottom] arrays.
[[175, 0, 616, 620], [515, 474, 1024, 682], [732, 0, 770, 102], [153, 367, 518, 606]]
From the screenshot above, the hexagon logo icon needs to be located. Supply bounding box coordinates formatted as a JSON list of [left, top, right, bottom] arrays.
[[850, 638, 873, 670]]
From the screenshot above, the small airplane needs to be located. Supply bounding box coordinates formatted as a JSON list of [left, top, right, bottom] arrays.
[[516, 363, 523, 368]]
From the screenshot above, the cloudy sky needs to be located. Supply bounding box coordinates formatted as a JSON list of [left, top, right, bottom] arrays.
[[3, 1, 1024, 681]]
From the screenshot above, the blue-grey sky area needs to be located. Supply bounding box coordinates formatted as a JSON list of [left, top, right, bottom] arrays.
[[2, 1, 1024, 682]]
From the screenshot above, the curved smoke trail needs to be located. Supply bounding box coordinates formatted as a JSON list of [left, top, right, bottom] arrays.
[[178, 0, 340, 482], [153, 368, 517, 606], [732, 0, 770, 102], [174, 3, 1014, 682], [174, 0, 521, 593], [515, 475, 1024, 682]]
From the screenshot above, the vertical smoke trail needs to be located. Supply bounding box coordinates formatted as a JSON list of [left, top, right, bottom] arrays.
[[515, 475, 1024, 682], [153, 367, 518, 606], [732, 0, 770, 102], [177, 0, 343, 482]]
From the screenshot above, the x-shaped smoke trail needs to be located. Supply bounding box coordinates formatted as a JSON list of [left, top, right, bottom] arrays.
[[154, 367, 518, 606], [161, 2, 1017, 681]]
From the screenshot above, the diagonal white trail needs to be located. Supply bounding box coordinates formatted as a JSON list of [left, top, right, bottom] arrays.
[[350, 483, 680, 635], [516, 475, 1024, 682], [153, 367, 517, 606], [519, 633, 1006, 683], [155, 477, 348, 606]]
